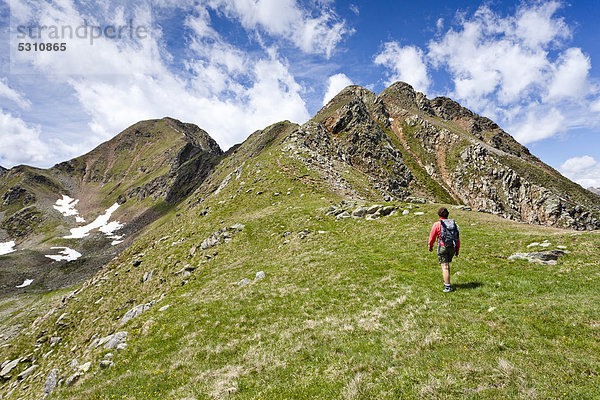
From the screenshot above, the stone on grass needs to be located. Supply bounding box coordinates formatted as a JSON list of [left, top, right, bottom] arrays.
[[1, 358, 19, 379], [255, 271, 265, 280], [65, 372, 82, 387], [120, 301, 156, 326], [238, 278, 251, 287], [79, 361, 91, 373], [402, 210, 410, 215], [102, 332, 128, 350], [158, 305, 170, 312], [352, 207, 367, 218], [17, 364, 37, 380], [508, 250, 565, 265], [99, 360, 114, 369], [379, 206, 396, 216], [413, 212, 424, 216], [44, 368, 59, 395], [366, 205, 382, 214]]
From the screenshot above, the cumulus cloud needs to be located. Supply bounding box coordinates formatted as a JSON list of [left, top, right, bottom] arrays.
[[0, 111, 53, 166], [3, 0, 323, 167], [367, 0, 599, 146], [559, 155, 600, 188], [511, 107, 565, 144], [546, 48, 591, 101], [0, 79, 31, 109], [374, 43, 430, 93], [205, 0, 351, 57], [322, 73, 353, 106]]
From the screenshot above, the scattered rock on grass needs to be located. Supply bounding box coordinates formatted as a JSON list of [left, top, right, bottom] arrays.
[[17, 364, 37, 380], [255, 271, 265, 280], [508, 250, 565, 265], [238, 278, 251, 287], [1, 358, 19, 379], [43, 368, 58, 395], [120, 301, 156, 326]]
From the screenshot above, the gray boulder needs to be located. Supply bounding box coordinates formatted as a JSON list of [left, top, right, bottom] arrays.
[[17, 364, 38, 380], [0, 358, 19, 379], [102, 332, 128, 350], [120, 301, 156, 326], [44, 368, 59, 395], [352, 207, 367, 218], [508, 250, 565, 265]]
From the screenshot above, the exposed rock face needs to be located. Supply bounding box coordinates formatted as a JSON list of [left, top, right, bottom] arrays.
[[589, 187, 600, 196], [283, 86, 413, 200], [298, 81, 600, 230]]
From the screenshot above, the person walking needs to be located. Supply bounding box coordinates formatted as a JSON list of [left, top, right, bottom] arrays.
[[428, 207, 460, 292]]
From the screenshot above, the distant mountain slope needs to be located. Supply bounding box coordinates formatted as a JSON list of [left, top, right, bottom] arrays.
[[589, 187, 600, 195], [0, 118, 222, 294]]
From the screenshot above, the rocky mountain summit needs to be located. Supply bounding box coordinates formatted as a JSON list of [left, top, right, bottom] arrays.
[[589, 187, 600, 195], [292, 83, 599, 230]]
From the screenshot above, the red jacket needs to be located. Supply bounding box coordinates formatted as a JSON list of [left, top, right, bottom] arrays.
[[428, 217, 460, 253]]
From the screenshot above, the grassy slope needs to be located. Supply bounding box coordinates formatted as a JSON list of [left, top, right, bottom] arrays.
[[2, 135, 600, 400]]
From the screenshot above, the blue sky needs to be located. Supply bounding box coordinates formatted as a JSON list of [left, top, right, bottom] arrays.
[[1, 0, 599, 187]]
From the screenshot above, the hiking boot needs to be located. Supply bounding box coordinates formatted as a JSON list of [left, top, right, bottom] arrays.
[[443, 286, 454, 293]]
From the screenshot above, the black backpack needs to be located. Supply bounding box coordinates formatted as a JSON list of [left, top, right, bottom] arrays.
[[440, 219, 459, 247]]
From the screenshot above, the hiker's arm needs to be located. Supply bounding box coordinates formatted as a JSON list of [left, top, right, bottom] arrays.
[[428, 223, 438, 251], [455, 236, 460, 255]]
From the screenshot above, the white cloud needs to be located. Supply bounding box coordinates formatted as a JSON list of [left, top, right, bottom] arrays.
[[546, 48, 591, 101], [413, 1, 599, 146], [374, 43, 430, 93], [559, 155, 600, 187], [0, 79, 31, 109], [322, 73, 353, 106], [3, 0, 313, 167], [591, 98, 600, 113], [349, 4, 359, 16], [205, 0, 350, 57], [511, 107, 565, 144], [0, 111, 54, 166]]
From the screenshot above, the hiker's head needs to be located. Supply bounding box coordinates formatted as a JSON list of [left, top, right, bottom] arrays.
[[438, 207, 449, 218]]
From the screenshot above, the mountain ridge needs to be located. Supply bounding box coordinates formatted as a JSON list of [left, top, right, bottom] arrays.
[[1, 82, 599, 296], [1, 82, 600, 399]]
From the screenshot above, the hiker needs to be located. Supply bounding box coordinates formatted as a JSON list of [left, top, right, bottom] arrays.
[[428, 207, 460, 292]]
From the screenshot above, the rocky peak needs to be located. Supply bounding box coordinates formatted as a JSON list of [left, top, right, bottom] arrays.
[[161, 117, 222, 155], [588, 187, 600, 196]]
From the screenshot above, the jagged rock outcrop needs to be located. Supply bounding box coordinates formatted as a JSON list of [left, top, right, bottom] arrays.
[[298, 82, 600, 230]]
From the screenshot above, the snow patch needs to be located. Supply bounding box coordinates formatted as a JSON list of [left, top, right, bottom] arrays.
[[53, 195, 86, 223], [45, 247, 82, 261], [0, 241, 16, 256], [16, 279, 33, 288], [111, 240, 123, 246], [64, 203, 124, 240]]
